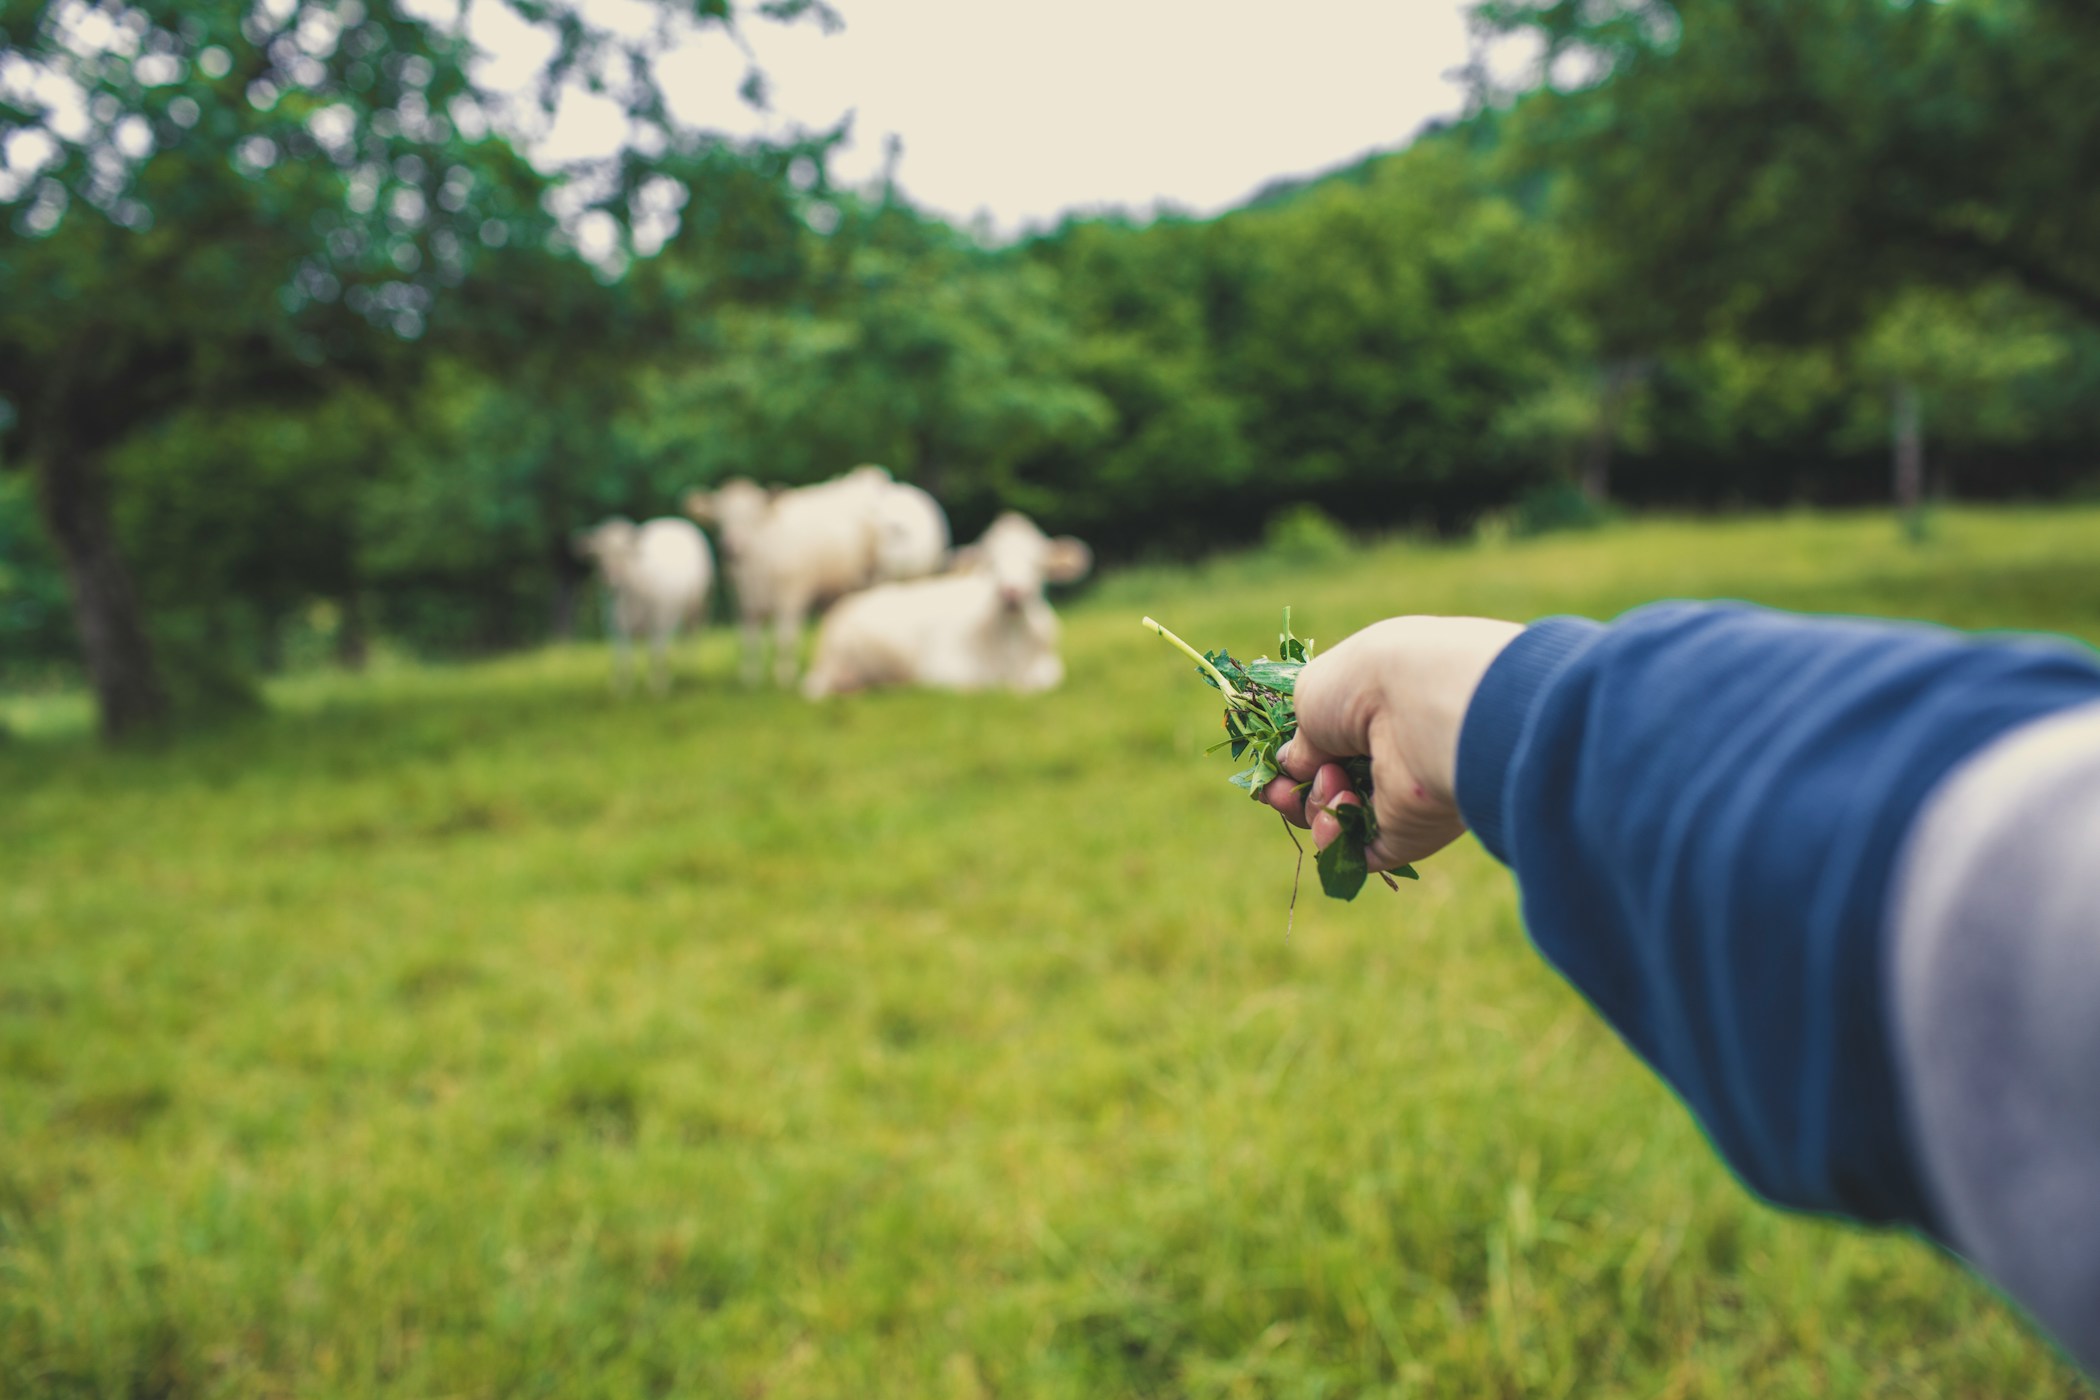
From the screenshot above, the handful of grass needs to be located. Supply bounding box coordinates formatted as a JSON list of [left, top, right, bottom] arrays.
[[1144, 611, 1418, 916]]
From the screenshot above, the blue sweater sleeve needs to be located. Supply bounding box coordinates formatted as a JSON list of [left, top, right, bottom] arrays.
[[1453, 602, 2100, 1230]]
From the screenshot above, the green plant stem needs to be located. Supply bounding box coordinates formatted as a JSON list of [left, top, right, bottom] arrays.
[[1141, 617, 1241, 700]]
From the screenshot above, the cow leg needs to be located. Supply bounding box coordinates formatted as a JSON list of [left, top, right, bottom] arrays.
[[610, 625, 634, 696], [739, 612, 765, 688], [649, 616, 674, 696], [771, 597, 808, 688], [800, 642, 843, 699], [1016, 652, 1066, 693]]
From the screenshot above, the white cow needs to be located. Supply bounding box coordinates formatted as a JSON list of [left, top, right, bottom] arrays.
[[801, 512, 1092, 698], [684, 466, 951, 686], [572, 516, 714, 695], [869, 479, 950, 583]]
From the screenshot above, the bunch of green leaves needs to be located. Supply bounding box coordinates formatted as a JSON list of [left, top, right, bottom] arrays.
[[1144, 612, 1417, 907]]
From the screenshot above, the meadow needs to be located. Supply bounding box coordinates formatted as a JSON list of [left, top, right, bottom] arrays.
[[4, 508, 2098, 1399]]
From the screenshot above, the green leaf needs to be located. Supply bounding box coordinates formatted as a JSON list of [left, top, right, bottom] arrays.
[[1148, 611, 1424, 912], [1241, 658, 1300, 694], [1316, 829, 1369, 900]]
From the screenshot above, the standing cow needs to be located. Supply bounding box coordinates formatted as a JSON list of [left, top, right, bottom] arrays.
[[684, 466, 950, 687], [572, 516, 714, 695], [801, 511, 1092, 698]]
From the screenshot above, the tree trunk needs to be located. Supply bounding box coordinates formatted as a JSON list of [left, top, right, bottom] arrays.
[[1579, 359, 1646, 504], [32, 449, 169, 739], [549, 538, 584, 641], [336, 591, 370, 671], [1892, 381, 1925, 541], [551, 571, 579, 640]]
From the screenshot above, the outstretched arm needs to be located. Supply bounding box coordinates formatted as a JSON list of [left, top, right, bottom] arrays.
[[1267, 604, 2100, 1371]]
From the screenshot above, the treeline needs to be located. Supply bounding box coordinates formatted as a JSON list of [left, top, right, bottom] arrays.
[[5, 0, 2100, 734]]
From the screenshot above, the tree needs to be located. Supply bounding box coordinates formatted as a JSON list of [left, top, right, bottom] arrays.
[[1470, 0, 2100, 343], [629, 192, 1118, 547], [1214, 134, 1582, 532], [1848, 283, 2081, 528], [0, 0, 833, 737], [1468, 0, 2100, 517]]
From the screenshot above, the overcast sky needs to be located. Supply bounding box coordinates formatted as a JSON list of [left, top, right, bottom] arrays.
[[495, 0, 1482, 238]]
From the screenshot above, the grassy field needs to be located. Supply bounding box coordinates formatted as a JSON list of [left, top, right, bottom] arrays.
[[4, 508, 2098, 1398]]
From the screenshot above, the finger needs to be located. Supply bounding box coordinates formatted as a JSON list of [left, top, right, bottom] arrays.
[[1307, 763, 1357, 850], [1277, 734, 1343, 782], [1261, 772, 1312, 828], [1307, 761, 1353, 810], [1310, 784, 1361, 852]]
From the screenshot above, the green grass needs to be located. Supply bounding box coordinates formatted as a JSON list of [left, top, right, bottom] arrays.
[[3, 507, 2097, 1398]]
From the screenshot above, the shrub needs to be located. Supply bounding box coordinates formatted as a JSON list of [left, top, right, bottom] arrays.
[[1261, 502, 1352, 562], [1511, 480, 1617, 538]]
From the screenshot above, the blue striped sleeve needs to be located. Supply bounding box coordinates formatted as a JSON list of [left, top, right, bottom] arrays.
[[1454, 602, 2100, 1230]]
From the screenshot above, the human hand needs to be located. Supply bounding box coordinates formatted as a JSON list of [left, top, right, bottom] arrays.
[[1260, 616, 1524, 870]]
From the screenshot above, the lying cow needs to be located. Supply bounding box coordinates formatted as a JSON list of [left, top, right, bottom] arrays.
[[684, 466, 950, 687], [571, 516, 714, 695], [801, 511, 1091, 698]]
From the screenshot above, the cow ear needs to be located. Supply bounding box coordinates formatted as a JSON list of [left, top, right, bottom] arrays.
[[950, 544, 987, 573], [1044, 537, 1092, 584]]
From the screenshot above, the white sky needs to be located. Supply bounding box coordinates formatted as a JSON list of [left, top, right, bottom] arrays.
[[510, 0, 1481, 238]]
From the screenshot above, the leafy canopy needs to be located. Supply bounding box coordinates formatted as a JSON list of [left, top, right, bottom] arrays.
[[1468, 0, 2100, 344]]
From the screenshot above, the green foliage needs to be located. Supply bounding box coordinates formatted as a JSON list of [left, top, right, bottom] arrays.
[[1844, 285, 2082, 456], [1013, 134, 1586, 547], [1313, 797, 1415, 901], [110, 391, 383, 628], [10, 0, 2100, 724], [1472, 0, 2100, 339], [146, 613, 265, 725], [4, 510, 2098, 1394], [0, 472, 72, 678], [630, 207, 1117, 539], [1260, 503, 1352, 564], [1145, 612, 1417, 901], [1007, 216, 1259, 553], [0, 0, 839, 732], [1511, 479, 1617, 538], [1216, 138, 1576, 531]]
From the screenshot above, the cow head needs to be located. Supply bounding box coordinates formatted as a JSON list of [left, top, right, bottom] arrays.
[[572, 517, 640, 577], [968, 512, 1093, 610], [843, 463, 893, 489], [682, 478, 773, 557]]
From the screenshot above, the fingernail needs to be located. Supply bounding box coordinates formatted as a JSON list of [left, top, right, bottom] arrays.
[[1310, 806, 1338, 851]]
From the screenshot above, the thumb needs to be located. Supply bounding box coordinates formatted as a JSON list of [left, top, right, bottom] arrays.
[[1284, 648, 1377, 779]]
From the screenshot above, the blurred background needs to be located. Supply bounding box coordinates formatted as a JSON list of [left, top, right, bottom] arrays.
[[3, 1, 2099, 1395]]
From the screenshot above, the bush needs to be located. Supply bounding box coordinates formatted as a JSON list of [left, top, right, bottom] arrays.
[[150, 617, 264, 729], [1261, 503, 1353, 563], [0, 474, 76, 681], [1511, 480, 1617, 538]]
